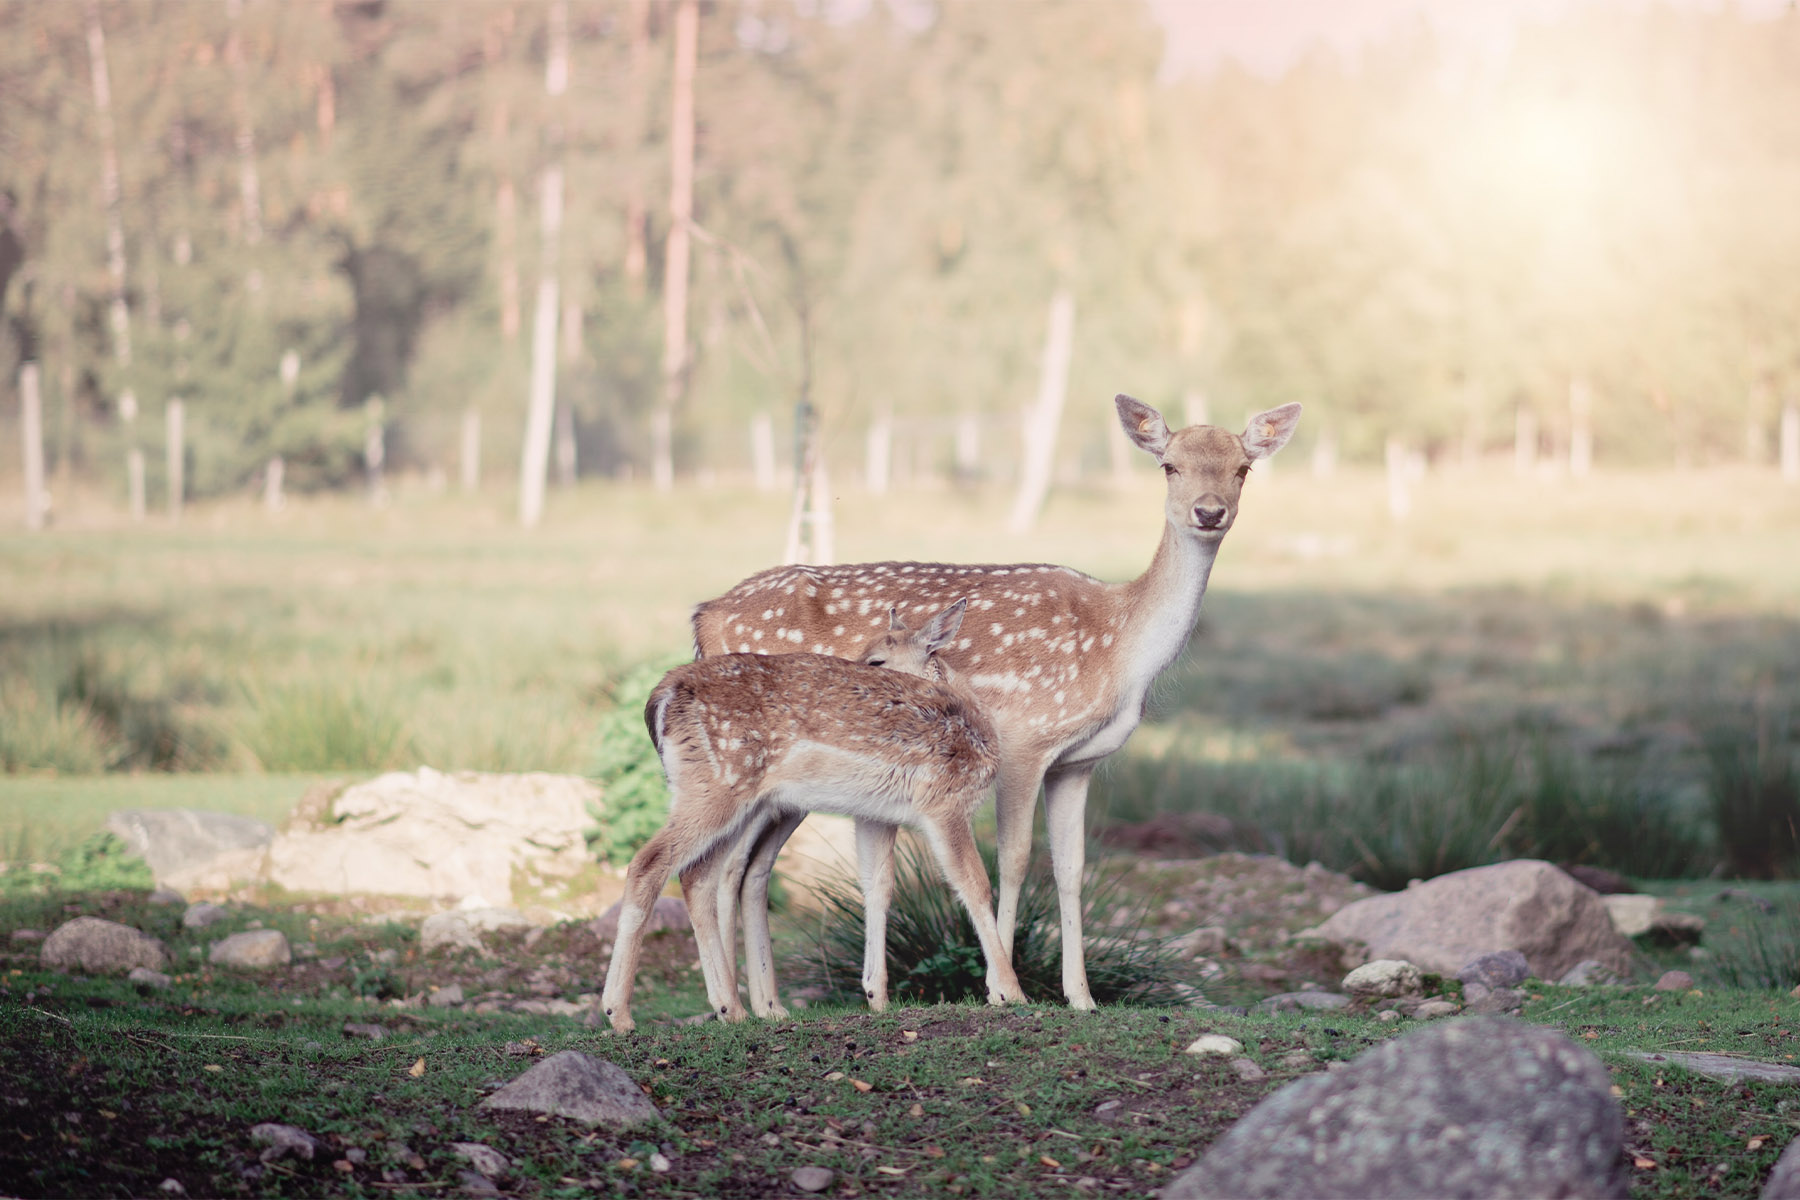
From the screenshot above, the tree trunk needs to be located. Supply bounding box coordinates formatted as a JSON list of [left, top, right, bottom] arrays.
[[623, 0, 651, 297], [1781, 399, 1799, 484], [165, 399, 184, 521], [19, 362, 46, 531], [1007, 286, 1075, 533], [461, 407, 481, 493], [954, 413, 980, 483], [751, 411, 776, 491], [84, 0, 142, 519], [1569, 376, 1593, 478], [1514, 405, 1537, 475], [518, 0, 568, 528], [653, 0, 698, 491], [866, 414, 892, 494], [225, 0, 264, 244]]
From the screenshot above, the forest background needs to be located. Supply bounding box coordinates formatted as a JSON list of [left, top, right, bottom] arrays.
[[5, 0, 1800, 515]]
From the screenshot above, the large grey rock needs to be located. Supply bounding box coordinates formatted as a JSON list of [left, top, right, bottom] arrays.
[[481, 1051, 660, 1127], [262, 769, 609, 906], [1305, 859, 1635, 981], [249, 1123, 321, 1163], [591, 896, 690, 943], [1163, 1018, 1629, 1200], [105, 809, 274, 891], [1764, 1136, 1800, 1200], [208, 929, 291, 968], [41, 917, 170, 975], [1457, 950, 1530, 990]]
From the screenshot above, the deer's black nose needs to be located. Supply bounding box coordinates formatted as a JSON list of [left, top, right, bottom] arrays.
[[1195, 503, 1228, 529]]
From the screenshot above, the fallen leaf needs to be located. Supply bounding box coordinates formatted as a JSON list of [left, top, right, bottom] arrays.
[[850, 1079, 873, 1093], [407, 1058, 426, 1078], [1609, 1086, 1624, 1097], [907, 1104, 924, 1118], [1040, 1155, 1063, 1169], [1633, 1157, 1657, 1170], [923, 1145, 945, 1159], [876, 1166, 907, 1176], [615, 1158, 639, 1170], [202, 1065, 222, 1073], [960, 1077, 984, 1087], [1750, 1136, 1769, 1151], [901, 1031, 918, 1043], [1580, 1031, 1599, 1040], [332, 1160, 353, 1174], [824, 1071, 846, 1082], [98, 1110, 116, 1119], [1016, 1102, 1032, 1116]]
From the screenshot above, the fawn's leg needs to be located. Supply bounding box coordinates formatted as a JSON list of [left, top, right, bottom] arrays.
[[855, 820, 900, 1012], [600, 827, 685, 1034], [991, 754, 1048, 966], [678, 832, 749, 1024], [920, 812, 1024, 1006], [739, 809, 806, 1018], [1043, 762, 1097, 1011]]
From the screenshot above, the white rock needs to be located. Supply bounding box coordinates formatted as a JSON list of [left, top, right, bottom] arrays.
[[1184, 1034, 1245, 1057], [421, 907, 534, 954], [209, 929, 291, 968], [1342, 959, 1424, 999]]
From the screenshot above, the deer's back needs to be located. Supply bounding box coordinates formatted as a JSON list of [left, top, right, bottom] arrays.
[[647, 652, 998, 795], [692, 561, 1129, 744]]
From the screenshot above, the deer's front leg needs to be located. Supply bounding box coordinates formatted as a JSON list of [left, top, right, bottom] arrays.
[[855, 819, 900, 1012], [1042, 761, 1097, 1011], [991, 755, 1049, 965], [601, 829, 683, 1034]]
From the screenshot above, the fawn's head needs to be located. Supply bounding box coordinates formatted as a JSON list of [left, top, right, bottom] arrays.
[[855, 599, 968, 683], [1116, 394, 1302, 541]]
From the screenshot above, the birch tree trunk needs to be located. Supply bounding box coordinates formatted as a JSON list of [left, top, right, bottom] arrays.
[[20, 363, 46, 531], [165, 400, 184, 521], [84, 0, 143, 520], [1569, 376, 1593, 478], [865, 414, 892, 494], [623, 0, 652, 297], [653, 0, 698, 491], [1007, 286, 1075, 533], [751, 412, 777, 491], [1514, 406, 1537, 475], [225, 0, 263, 244], [518, 0, 568, 528]]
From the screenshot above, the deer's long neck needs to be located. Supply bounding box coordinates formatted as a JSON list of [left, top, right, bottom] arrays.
[[1117, 519, 1218, 692]]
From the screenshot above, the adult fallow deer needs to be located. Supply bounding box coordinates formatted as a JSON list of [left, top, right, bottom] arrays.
[[599, 601, 1023, 1032], [691, 394, 1302, 1011]]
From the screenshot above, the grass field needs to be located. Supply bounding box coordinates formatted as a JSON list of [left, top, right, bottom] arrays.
[[4, 460, 1797, 882]]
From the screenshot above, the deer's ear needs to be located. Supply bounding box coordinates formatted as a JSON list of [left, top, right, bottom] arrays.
[[1242, 403, 1302, 460], [920, 599, 967, 653], [1116, 394, 1171, 458], [887, 606, 905, 632]]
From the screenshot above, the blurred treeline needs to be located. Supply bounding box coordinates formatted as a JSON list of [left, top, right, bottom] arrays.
[[3, 0, 1799, 501]]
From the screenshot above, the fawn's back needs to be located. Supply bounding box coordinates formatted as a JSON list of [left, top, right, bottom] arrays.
[[647, 652, 998, 822]]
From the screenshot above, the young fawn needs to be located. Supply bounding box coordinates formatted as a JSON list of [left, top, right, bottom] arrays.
[[599, 600, 1023, 1033], [693, 395, 1302, 1012]]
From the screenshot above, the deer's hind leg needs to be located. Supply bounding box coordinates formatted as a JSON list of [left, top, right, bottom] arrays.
[[856, 819, 900, 1012], [738, 808, 806, 1019], [679, 821, 758, 1025]]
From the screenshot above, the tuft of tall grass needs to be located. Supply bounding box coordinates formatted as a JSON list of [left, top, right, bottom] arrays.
[[787, 839, 1197, 1008], [0, 679, 113, 774], [238, 681, 413, 772], [1698, 706, 1800, 879], [1705, 900, 1800, 991]]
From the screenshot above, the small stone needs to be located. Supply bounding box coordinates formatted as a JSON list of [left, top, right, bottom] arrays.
[[1558, 960, 1621, 988], [250, 1123, 321, 1162], [1184, 1034, 1244, 1057], [1342, 959, 1424, 1000], [650, 1152, 672, 1172], [157, 1179, 185, 1195], [344, 1148, 367, 1164], [457, 1170, 500, 1194], [1464, 987, 1527, 1015], [128, 967, 173, 990], [41, 917, 170, 975], [1093, 1099, 1126, 1124], [182, 903, 229, 930], [1412, 999, 1459, 1019], [428, 984, 465, 1008], [1228, 1058, 1267, 1082], [1457, 950, 1531, 990], [147, 888, 185, 906], [1255, 990, 1349, 1014], [343, 1022, 387, 1041], [1654, 970, 1694, 991], [451, 1143, 509, 1179], [1376, 1009, 1404, 1023], [792, 1166, 835, 1192], [208, 929, 290, 969]]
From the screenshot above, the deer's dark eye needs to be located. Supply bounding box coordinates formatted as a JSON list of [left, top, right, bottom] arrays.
[[1161, 462, 1177, 476], [1236, 465, 1251, 480], [865, 658, 886, 668]]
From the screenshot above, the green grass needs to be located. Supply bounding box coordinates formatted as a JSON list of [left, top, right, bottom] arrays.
[[4, 885, 1799, 1198]]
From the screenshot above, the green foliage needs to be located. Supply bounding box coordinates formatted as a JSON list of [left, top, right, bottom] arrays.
[[587, 656, 685, 868], [791, 840, 1195, 1007], [0, 832, 154, 896]]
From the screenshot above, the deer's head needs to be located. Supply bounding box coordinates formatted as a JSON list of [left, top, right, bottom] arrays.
[[855, 599, 968, 683], [1116, 395, 1302, 541]]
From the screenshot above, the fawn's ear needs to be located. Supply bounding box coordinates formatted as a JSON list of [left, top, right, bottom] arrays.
[[919, 598, 968, 653], [1116, 394, 1171, 458], [1242, 403, 1303, 460], [886, 605, 906, 632]]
